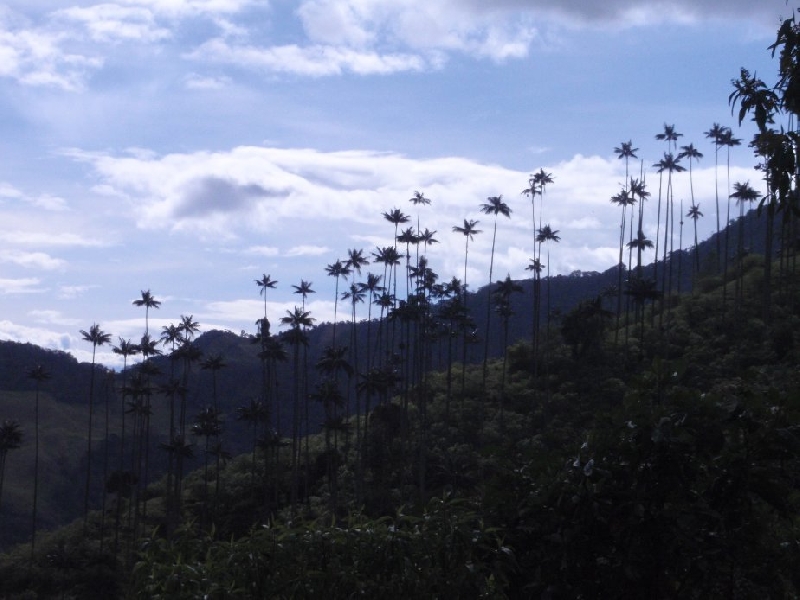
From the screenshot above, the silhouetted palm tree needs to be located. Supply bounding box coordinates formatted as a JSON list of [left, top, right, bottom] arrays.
[[686, 203, 704, 273], [236, 399, 268, 507], [79, 322, 112, 532], [200, 353, 226, 413], [325, 259, 351, 350], [452, 218, 482, 390], [191, 406, 223, 525], [255, 274, 278, 330], [27, 365, 49, 561], [720, 128, 743, 307], [536, 224, 561, 335], [492, 275, 523, 423], [479, 195, 512, 387], [610, 188, 636, 343], [133, 290, 161, 338], [705, 122, 727, 268], [0, 420, 23, 517], [730, 181, 761, 306], [280, 307, 314, 508]]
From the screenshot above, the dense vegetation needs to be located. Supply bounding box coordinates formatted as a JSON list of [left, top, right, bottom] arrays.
[[3, 9, 800, 599]]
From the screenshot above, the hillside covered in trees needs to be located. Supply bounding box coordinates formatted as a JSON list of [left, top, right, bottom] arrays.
[[3, 8, 800, 600]]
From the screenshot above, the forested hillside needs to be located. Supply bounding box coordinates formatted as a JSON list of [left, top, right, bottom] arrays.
[[3, 9, 800, 599]]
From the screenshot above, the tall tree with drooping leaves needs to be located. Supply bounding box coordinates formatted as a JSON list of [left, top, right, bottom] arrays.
[[452, 218, 482, 391], [325, 259, 351, 351], [678, 142, 703, 294], [535, 224, 561, 337], [79, 322, 112, 533], [686, 202, 704, 273], [255, 274, 278, 328], [280, 307, 314, 510], [705, 122, 727, 270], [729, 66, 781, 321], [479, 195, 511, 388], [27, 364, 49, 562], [730, 181, 761, 308], [0, 419, 23, 520], [720, 127, 743, 307], [133, 290, 161, 339], [610, 187, 636, 344]]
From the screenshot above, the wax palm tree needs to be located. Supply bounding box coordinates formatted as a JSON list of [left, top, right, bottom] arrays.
[[492, 275, 523, 424], [27, 365, 49, 560], [630, 178, 651, 273], [236, 399, 268, 507], [280, 307, 314, 508], [315, 346, 353, 492], [359, 273, 384, 370], [133, 290, 161, 338], [526, 257, 544, 361], [341, 281, 366, 483], [532, 169, 553, 228], [479, 195, 512, 387], [610, 188, 636, 343], [292, 280, 315, 311], [704, 123, 728, 269], [653, 125, 681, 286], [730, 181, 761, 307], [730, 68, 782, 320], [452, 219, 482, 304], [678, 143, 704, 221], [372, 246, 401, 359], [614, 140, 639, 182], [310, 378, 345, 513], [79, 322, 112, 532], [200, 353, 226, 413], [0, 420, 23, 516], [686, 203, 704, 273], [627, 231, 654, 277], [720, 128, 743, 306], [179, 314, 200, 341], [452, 218, 482, 390], [161, 323, 184, 353], [325, 259, 351, 350], [255, 274, 278, 328], [382, 210, 409, 308], [383, 208, 410, 245], [678, 142, 703, 292], [257, 335, 287, 507], [656, 123, 683, 151], [625, 276, 661, 346], [396, 226, 418, 299], [191, 406, 223, 524], [654, 153, 685, 301], [536, 224, 561, 335]]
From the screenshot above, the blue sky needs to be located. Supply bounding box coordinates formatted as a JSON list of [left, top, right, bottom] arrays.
[[0, 0, 790, 367]]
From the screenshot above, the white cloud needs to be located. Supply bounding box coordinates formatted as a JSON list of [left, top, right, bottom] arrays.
[[1, 250, 65, 270], [184, 72, 231, 89], [0, 231, 108, 247], [286, 245, 330, 257], [187, 38, 427, 76], [29, 193, 68, 210], [54, 4, 171, 43], [0, 278, 43, 294], [0, 19, 103, 90], [58, 285, 95, 299], [244, 245, 280, 256]]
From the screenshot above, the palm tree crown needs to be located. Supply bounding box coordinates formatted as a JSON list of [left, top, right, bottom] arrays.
[[480, 195, 511, 218], [452, 219, 482, 240]]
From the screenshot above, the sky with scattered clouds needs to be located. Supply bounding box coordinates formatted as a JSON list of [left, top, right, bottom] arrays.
[[0, 0, 792, 367]]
